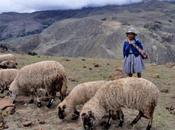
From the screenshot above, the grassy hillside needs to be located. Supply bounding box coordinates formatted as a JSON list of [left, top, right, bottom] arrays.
[[1, 53, 174, 130]]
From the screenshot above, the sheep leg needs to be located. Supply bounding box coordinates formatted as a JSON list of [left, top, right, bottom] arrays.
[[33, 90, 42, 107], [101, 111, 112, 130], [47, 98, 54, 108], [117, 109, 124, 127], [59, 86, 67, 101], [146, 118, 153, 130], [146, 107, 155, 130], [59, 91, 64, 101], [0, 87, 4, 93], [71, 109, 80, 120], [28, 94, 34, 104], [104, 116, 112, 130], [47, 89, 56, 108], [36, 96, 42, 107], [130, 111, 143, 126]]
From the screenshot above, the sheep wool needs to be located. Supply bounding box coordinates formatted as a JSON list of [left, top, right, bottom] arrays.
[[58, 80, 110, 120], [81, 77, 160, 130], [9, 61, 67, 105], [0, 69, 18, 93], [0, 54, 16, 63]]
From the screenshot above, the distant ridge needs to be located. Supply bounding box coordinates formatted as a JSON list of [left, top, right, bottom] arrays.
[[0, 0, 175, 64]]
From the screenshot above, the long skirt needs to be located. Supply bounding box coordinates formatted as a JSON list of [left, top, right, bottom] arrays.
[[123, 54, 144, 74]]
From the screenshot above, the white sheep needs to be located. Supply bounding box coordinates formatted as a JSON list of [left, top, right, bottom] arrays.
[[0, 69, 18, 93], [80, 77, 160, 130], [57, 80, 110, 121], [0, 54, 16, 63], [9, 60, 68, 108]]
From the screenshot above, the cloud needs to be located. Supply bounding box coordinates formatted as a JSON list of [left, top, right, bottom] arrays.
[[0, 0, 143, 13], [0, 0, 172, 13]]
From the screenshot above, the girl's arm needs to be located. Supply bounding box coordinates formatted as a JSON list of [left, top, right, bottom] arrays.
[[136, 40, 143, 50], [123, 42, 127, 58], [123, 41, 131, 58]]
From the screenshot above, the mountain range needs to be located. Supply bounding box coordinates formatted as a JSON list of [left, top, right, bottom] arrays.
[[0, 0, 175, 64]]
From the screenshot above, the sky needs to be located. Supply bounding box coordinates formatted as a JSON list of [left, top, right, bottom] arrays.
[[0, 0, 173, 13]]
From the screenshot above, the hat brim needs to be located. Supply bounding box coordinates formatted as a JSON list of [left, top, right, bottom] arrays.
[[126, 32, 137, 36]]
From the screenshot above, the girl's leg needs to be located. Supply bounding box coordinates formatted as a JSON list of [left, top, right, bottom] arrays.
[[137, 73, 142, 78], [128, 73, 133, 77]]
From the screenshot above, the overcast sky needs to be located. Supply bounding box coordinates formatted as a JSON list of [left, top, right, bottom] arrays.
[[0, 0, 172, 13]]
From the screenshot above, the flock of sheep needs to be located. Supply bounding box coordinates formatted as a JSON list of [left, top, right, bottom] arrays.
[[0, 53, 160, 130]]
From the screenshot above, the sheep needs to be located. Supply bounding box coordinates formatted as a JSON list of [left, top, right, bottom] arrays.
[[57, 80, 110, 121], [9, 60, 68, 108], [0, 60, 18, 69], [0, 54, 16, 63], [0, 69, 18, 93], [80, 77, 160, 130]]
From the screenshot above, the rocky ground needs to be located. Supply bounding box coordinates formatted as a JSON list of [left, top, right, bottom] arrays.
[[0, 54, 175, 130]]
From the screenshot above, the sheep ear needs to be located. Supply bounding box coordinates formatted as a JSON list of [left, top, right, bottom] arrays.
[[71, 110, 80, 120], [88, 111, 92, 115], [66, 92, 69, 96], [63, 105, 66, 109], [81, 113, 87, 120], [45, 92, 48, 97], [109, 110, 113, 116], [74, 110, 80, 115], [88, 111, 95, 119], [58, 106, 61, 110]]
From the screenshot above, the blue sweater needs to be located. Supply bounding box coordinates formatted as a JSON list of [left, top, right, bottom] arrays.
[[123, 39, 143, 58]]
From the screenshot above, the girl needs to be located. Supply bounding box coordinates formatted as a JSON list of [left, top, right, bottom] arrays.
[[123, 28, 145, 78]]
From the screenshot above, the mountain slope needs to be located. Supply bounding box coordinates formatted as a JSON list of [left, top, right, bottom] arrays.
[[0, 0, 175, 64]]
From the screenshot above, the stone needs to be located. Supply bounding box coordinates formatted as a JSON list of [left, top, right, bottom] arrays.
[[38, 119, 45, 124], [153, 74, 160, 78], [83, 66, 87, 68], [23, 121, 32, 127], [5, 106, 16, 115], [81, 59, 86, 61], [89, 68, 92, 70], [160, 88, 169, 93], [65, 59, 71, 62], [0, 98, 14, 110], [94, 64, 100, 68], [0, 115, 8, 130], [165, 63, 175, 68], [68, 78, 78, 82]]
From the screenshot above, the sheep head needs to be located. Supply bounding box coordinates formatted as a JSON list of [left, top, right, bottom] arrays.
[[0, 60, 17, 69], [8, 81, 19, 103], [57, 101, 79, 121]]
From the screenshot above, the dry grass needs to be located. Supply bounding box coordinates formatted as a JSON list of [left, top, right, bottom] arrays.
[[2, 53, 175, 130]]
